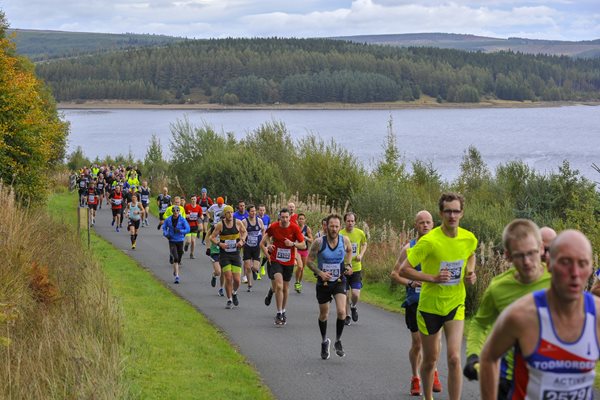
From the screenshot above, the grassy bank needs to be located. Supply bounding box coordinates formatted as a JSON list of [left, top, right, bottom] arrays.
[[48, 190, 273, 400], [0, 184, 124, 399]]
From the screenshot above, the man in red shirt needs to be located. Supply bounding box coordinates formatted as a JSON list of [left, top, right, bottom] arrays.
[[198, 188, 213, 245], [184, 194, 203, 259], [260, 207, 306, 326]]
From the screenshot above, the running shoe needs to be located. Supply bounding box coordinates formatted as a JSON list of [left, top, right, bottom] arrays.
[[260, 265, 266, 276], [274, 313, 284, 327], [184, 242, 189, 252], [218, 288, 224, 297], [410, 376, 421, 396], [131, 243, 136, 250], [169, 254, 174, 264], [264, 288, 273, 306], [247, 286, 252, 293], [321, 338, 331, 360], [211, 275, 217, 288], [190, 253, 195, 259], [232, 293, 239, 306], [157, 224, 161, 230], [282, 312, 287, 325], [433, 370, 442, 393], [241, 275, 248, 284], [294, 282, 302, 293], [174, 276, 180, 284], [344, 316, 352, 326], [256, 274, 261, 281], [351, 306, 358, 322], [116, 226, 119, 232], [111, 219, 115, 226], [226, 300, 233, 309], [201, 240, 205, 245], [334, 340, 345, 357]]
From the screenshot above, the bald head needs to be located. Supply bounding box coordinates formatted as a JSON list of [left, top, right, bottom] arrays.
[[540, 226, 557, 263], [414, 210, 434, 238], [287, 202, 296, 213], [549, 229, 592, 262]]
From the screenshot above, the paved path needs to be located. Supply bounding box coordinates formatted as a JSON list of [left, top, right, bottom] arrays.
[[93, 205, 480, 399]]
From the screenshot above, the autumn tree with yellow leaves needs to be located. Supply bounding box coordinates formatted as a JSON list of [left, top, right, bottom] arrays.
[[0, 11, 68, 200]]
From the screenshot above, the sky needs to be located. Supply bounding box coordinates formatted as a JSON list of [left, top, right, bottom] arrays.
[[2, 0, 599, 41]]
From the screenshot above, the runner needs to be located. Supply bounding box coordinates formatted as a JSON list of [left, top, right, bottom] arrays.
[[198, 188, 213, 245], [463, 219, 551, 399], [243, 205, 265, 292], [207, 196, 226, 227], [184, 194, 203, 259], [77, 172, 89, 207], [207, 224, 225, 296], [162, 205, 190, 284], [479, 230, 598, 400], [340, 212, 368, 325], [233, 200, 250, 283], [391, 210, 442, 396], [86, 180, 99, 227], [294, 213, 313, 293], [315, 217, 327, 239], [305, 213, 353, 359], [288, 202, 299, 225], [95, 173, 105, 209], [156, 187, 171, 230], [398, 192, 477, 400], [210, 205, 248, 309], [260, 207, 306, 326], [257, 204, 271, 279], [139, 180, 151, 226], [109, 184, 124, 232], [540, 226, 557, 264], [125, 193, 144, 250]]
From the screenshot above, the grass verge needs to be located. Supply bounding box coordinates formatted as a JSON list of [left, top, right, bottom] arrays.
[[48, 190, 273, 400]]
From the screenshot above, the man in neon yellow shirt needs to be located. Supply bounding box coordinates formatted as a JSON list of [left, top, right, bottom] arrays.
[[340, 212, 368, 325], [463, 219, 550, 399], [398, 192, 477, 400]]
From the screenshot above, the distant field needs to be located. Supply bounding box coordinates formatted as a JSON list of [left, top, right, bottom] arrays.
[[7, 29, 186, 61]]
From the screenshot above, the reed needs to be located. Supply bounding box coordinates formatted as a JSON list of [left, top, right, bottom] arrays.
[[0, 182, 125, 399]]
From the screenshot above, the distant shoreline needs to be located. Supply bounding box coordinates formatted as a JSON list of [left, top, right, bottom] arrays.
[[57, 99, 600, 110]]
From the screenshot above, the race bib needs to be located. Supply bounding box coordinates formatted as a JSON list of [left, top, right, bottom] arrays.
[[188, 212, 198, 221], [246, 234, 259, 247], [160, 204, 168, 212], [113, 199, 122, 205], [415, 286, 421, 294], [141, 194, 149, 202], [224, 239, 237, 253], [275, 247, 291, 262], [79, 181, 86, 187], [201, 206, 208, 213], [439, 260, 463, 286], [88, 194, 95, 202], [539, 372, 594, 400], [351, 243, 358, 256], [322, 263, 341, 282]]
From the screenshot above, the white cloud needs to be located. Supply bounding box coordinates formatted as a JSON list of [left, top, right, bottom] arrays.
[[1, 0, 597, 40]]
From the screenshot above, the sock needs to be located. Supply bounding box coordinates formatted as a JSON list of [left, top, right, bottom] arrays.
[[277, 309, 283, 314], [282, 309, 286, 314], [233, 291, 237, 295], [133, 234, 138, 242], [130, 235, 135, 244], [336, 318, 345, 341], [351, 302, 357, 308], [261, 257, 268, 266], [319, 319, 327, 341], [202, 232, 206, 241]]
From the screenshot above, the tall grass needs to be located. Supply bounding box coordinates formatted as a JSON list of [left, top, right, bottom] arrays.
[[0, 183, 125, 399]]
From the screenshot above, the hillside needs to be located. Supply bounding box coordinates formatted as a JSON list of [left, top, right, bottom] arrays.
[[34, 37, 600, 105], [7, 28, 186, 61], [334, 33, 600, 59]]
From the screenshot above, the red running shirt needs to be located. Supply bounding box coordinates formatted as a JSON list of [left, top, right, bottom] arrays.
[[266, 221, 304, 266]]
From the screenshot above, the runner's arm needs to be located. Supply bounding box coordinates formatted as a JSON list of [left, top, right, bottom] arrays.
[[479, 303, 526, 400], [390, 244, 412, 286], [464, 253, 477, 285], [237, 220, 247, 248], [343, 236, 353, 274], [306, 237, 328, 280], [260, 232, 272, 256], [356, 237, 367, 262], [398, 257, 448, 283]]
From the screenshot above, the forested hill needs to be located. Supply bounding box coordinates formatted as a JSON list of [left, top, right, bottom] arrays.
[[334, 33, 600, 59], [8, 29, 186, 61], [35, 37, 600, 105]]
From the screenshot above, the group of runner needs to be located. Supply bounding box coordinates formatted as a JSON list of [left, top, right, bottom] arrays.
[[390, 192, 598, 400], [76, 167, 600, 400]]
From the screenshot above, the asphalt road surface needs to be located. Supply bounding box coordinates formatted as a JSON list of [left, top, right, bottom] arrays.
[[92, 205, 481, 399]]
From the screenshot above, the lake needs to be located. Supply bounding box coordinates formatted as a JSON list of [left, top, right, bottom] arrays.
[[60, 105, 600, 183]]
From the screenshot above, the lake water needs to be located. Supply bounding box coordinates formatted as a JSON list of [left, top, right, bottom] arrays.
[[60, 105, 600, 183]]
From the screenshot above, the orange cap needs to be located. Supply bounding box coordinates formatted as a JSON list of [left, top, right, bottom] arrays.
[[217, 197, 224, 205]]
